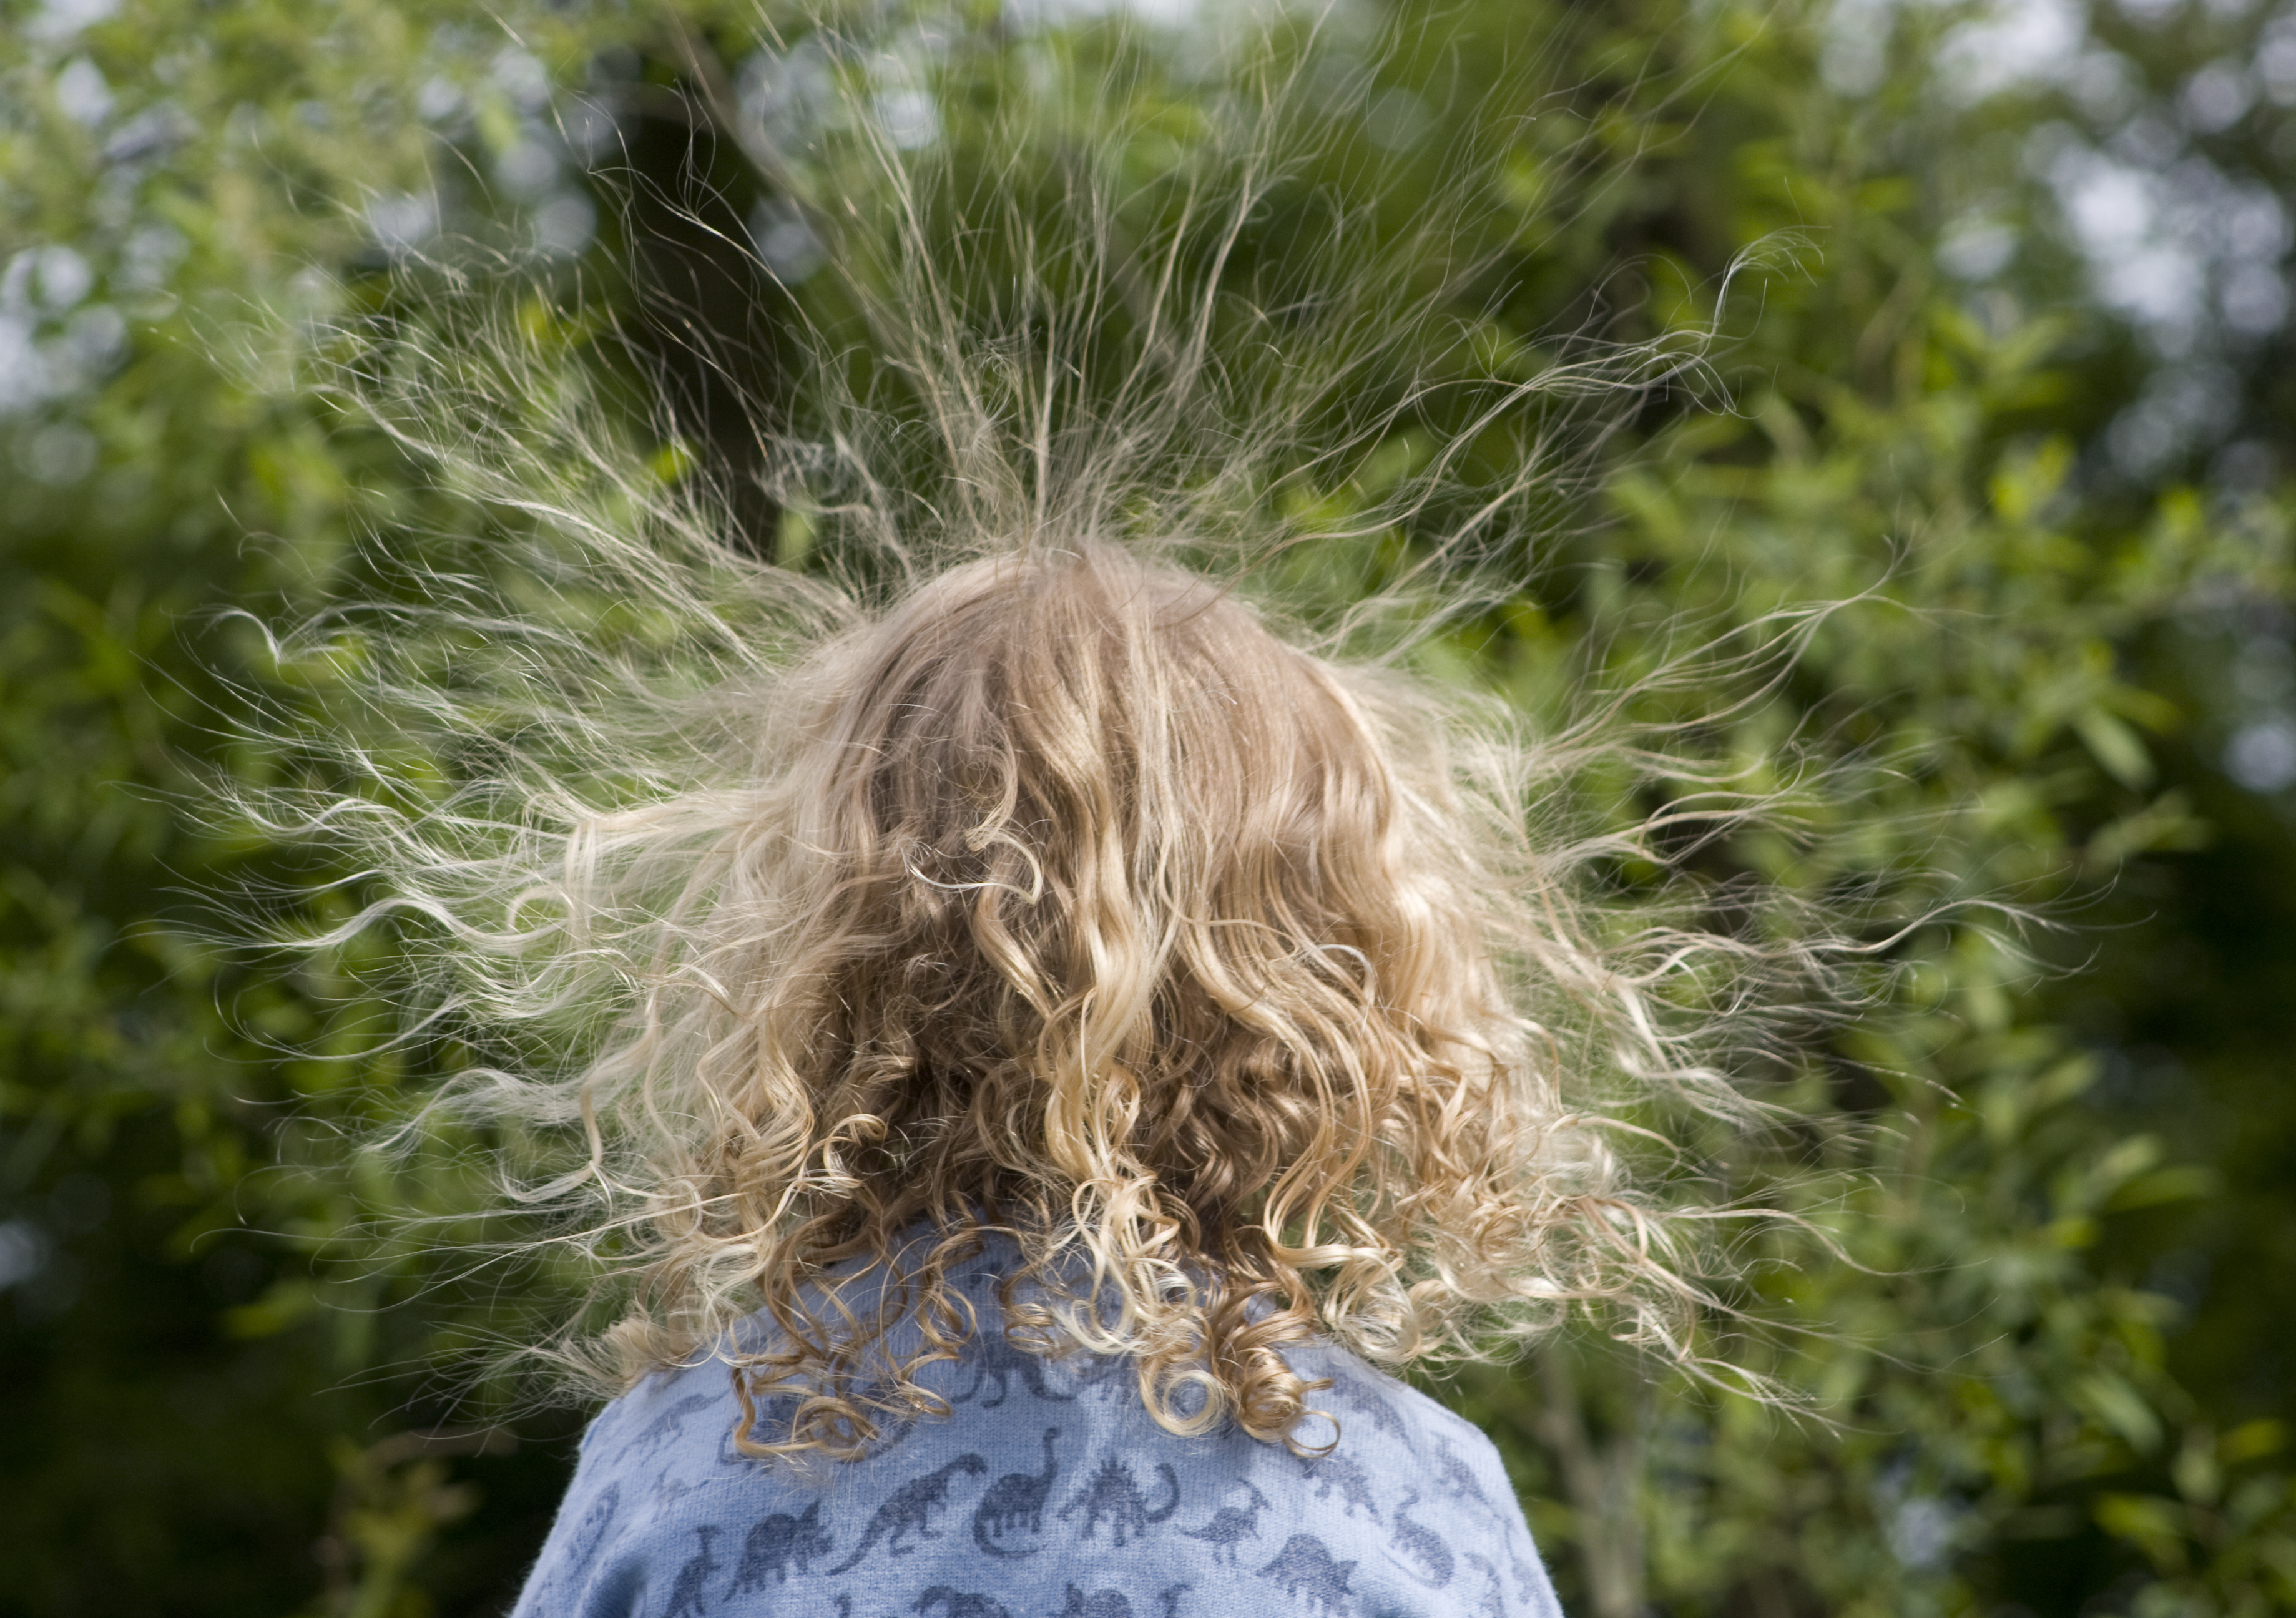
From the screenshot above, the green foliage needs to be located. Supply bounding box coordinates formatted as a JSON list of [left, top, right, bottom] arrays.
[[3, 0, 2294, 1614]]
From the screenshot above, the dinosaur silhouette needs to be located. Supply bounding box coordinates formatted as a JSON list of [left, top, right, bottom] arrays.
[[632, 1391, 719, 1459], [729, 1497, 832, 1591], [1386, 1491, 1455, 1588], [1257, 1534, 1356, 1616], [1328, 1375, 1404, 1438], [660, 1525, 721, 1618], [1180, 1481, 1270, 1566], [1508, 1546, 1542, 1601], [1056, 1455, 1180, 1547], [564, 1481, 621, 1572], [825, 1453, 989, 1572], [913, 1588, 1014, 1618], [519, 1479, 621, 1608], [1042, 1579, 1199, 1617], [1289, 1450, 1380, 1521], [1431, 1438, 1494, 1512], [1460, 1552, 1509, 1618], [955, 1331, 1077, 1407], [974, 1427, 1061, 1556]]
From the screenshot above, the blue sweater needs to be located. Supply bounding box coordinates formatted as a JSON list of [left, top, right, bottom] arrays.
[[511, 1263, 1566, 1618]]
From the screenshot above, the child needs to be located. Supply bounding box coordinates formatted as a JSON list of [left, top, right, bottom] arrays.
[[506, 542, 1576, 1616]]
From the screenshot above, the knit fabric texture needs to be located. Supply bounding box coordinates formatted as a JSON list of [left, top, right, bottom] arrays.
[[511, 1259, 1566, 1618]]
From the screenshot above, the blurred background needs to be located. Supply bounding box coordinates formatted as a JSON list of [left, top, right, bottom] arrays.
[[4, 0, 2295, 1613]]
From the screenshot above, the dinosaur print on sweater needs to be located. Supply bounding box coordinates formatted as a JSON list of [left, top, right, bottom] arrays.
[[1180, 1481, 1268, 1566], [635, 1393, 720, 1459], [1290, 1450, 1381, 1521], [973, 1426, 1061, 1556], [1258, 1534, 1357, 1616], [660, 1525, 722, 1618], [954, 1331, 1079, 1408], [564, 1481, 621, 1572], [1388, 1491, 1455, 1588], [1328, 1375, 1405, 1439], [730, 1498, 833, 1590], [825, 1454, 990, 1572], [1051, 1584, 1190, 1618], [1056, 1455, 1180, 1547], [508, 1261, 1566, 1618]]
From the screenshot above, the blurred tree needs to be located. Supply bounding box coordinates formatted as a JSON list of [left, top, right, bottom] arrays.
[[1, 1, 2292, 1616]]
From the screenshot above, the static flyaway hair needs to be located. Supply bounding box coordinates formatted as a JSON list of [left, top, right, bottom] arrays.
[[220, 1, 1875, 1458]]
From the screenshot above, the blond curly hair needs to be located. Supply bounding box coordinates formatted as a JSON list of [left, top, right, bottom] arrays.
[[590, 541, 1639, 1457], [232, 2, 1858, 1463]]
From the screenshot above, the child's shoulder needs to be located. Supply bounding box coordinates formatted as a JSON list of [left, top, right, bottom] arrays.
[[1295, 1346, 1515, 1492], [579, 1356, 735, 1458], [532, 1338, 1561, 1618]]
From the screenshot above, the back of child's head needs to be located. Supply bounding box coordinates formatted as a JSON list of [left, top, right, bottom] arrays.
[[599, 541, 1585, 1455], [226, 19, 1873, 1476]]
